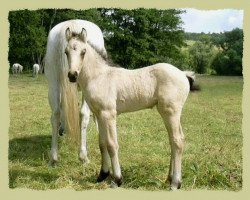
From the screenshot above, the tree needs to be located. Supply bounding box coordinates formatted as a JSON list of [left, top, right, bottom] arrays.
[[8, 10, 47, 72], [188, 41, 216, 74], [211, 28, 243, 75], [8, 8, 186, 72], [99, 8, 185, 69]]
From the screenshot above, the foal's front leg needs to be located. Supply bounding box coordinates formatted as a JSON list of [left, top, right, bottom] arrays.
[[97, 110, 123, 186]]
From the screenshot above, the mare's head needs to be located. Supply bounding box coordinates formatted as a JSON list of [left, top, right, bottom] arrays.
[[65, 27, 87, 83]]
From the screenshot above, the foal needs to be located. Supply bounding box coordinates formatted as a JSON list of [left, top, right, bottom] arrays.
[[65, 27, 197, 190]]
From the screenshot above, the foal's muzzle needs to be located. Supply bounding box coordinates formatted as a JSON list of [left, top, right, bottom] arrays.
[[68, 71, 78, 83]]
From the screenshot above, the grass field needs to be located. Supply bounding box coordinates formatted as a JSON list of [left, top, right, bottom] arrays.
[[8, 74, 243, 191]]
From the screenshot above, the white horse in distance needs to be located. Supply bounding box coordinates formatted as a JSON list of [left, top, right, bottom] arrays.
[[45, 20, 107, 166], [63, 27, 198, 190], [33, 64, 40, 77], [12, 63, 23, 74]]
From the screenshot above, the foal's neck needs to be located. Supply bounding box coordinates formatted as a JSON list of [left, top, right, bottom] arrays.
[[79, 45, 109, 87]]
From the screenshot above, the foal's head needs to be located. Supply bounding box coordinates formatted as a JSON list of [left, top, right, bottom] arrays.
[[65, 27, 87, 82]]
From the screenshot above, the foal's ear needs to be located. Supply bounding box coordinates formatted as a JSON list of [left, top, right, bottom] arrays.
[[65, 27, 72, 41], [80, 28, 87, 43]]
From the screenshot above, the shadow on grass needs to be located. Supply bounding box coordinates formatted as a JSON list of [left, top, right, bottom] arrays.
[[8, 135, 100, 189], [9, 168, 60, 189], [9, 135, 51, 163], [9, 135, 61, 188]]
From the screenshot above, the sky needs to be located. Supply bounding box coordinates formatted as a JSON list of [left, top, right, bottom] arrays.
[[180, 9, 243, 33]]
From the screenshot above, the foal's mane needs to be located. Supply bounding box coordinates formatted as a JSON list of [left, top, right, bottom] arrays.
[[68, 30, 119, 68], [87, 40, 120, 68], [67, 30, 107, 61], [87, 41, 107, 61]]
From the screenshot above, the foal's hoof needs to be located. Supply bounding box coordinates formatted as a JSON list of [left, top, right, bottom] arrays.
[[170, 182, 182, 191], [109, 176, 123, 188], [97, 170, 110, 182], [114, 176, 123, 187], [166, 175, 181, 190], [167, 174, 172, 183]]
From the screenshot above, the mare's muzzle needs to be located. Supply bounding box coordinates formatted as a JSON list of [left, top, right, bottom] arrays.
[[68, 71, 78, 83]]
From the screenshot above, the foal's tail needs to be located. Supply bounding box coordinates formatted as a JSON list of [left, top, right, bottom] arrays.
[[184, 71, 201, 91]]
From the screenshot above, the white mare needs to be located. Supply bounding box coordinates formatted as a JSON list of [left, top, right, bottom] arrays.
[[33, 64, 40, 77], [64, 28, 198, 190], [44, 20, 107, 165], [12, 63, 23, 74]]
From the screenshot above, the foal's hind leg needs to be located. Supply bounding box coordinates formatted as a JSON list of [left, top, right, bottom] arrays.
[[79, 99, 90, 164], [157, 104, 185, 190], [48, 85, 61, 166]]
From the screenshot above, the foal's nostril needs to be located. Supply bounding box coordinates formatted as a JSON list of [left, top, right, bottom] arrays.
[[68, 71, 78, 82]]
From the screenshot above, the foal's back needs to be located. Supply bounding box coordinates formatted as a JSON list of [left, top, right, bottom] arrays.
[[109, 63, 189, 113]]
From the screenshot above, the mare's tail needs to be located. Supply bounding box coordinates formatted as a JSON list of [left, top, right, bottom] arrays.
[[59, 27, 80, 142], [60, 71, 80, 142]]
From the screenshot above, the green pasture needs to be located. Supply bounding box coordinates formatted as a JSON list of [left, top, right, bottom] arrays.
[[8, 74, 243, 191]]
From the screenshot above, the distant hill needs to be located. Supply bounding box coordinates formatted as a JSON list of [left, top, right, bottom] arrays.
[[184, 32, 223, 42]]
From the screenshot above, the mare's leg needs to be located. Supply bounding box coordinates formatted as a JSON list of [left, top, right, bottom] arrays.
[[97, 110, 122, 186], [59, 104, 65, 136], [79, 99, 90, 164], [48, 85, 61, 166], [157, 103, 185, 190], [93, 114, 99, 132]]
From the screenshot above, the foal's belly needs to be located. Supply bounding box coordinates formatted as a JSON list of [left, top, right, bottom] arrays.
[[115, 71, 158, 114], [116, 91, 157, 114]]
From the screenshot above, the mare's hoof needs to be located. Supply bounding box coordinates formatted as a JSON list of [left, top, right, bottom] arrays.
[[59, 126, 65, 136], [79, 155, 90, 164], [97, 170, 110, 182], [48, 159, 58, 167]]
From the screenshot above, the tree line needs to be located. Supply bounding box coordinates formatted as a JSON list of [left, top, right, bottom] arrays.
[[8, 8, 243, 75], [183, 29, 243, 75]]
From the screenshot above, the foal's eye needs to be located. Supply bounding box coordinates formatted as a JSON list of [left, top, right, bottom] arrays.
[[81, 49, 86, 56], [65, 50, 68, 55]]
